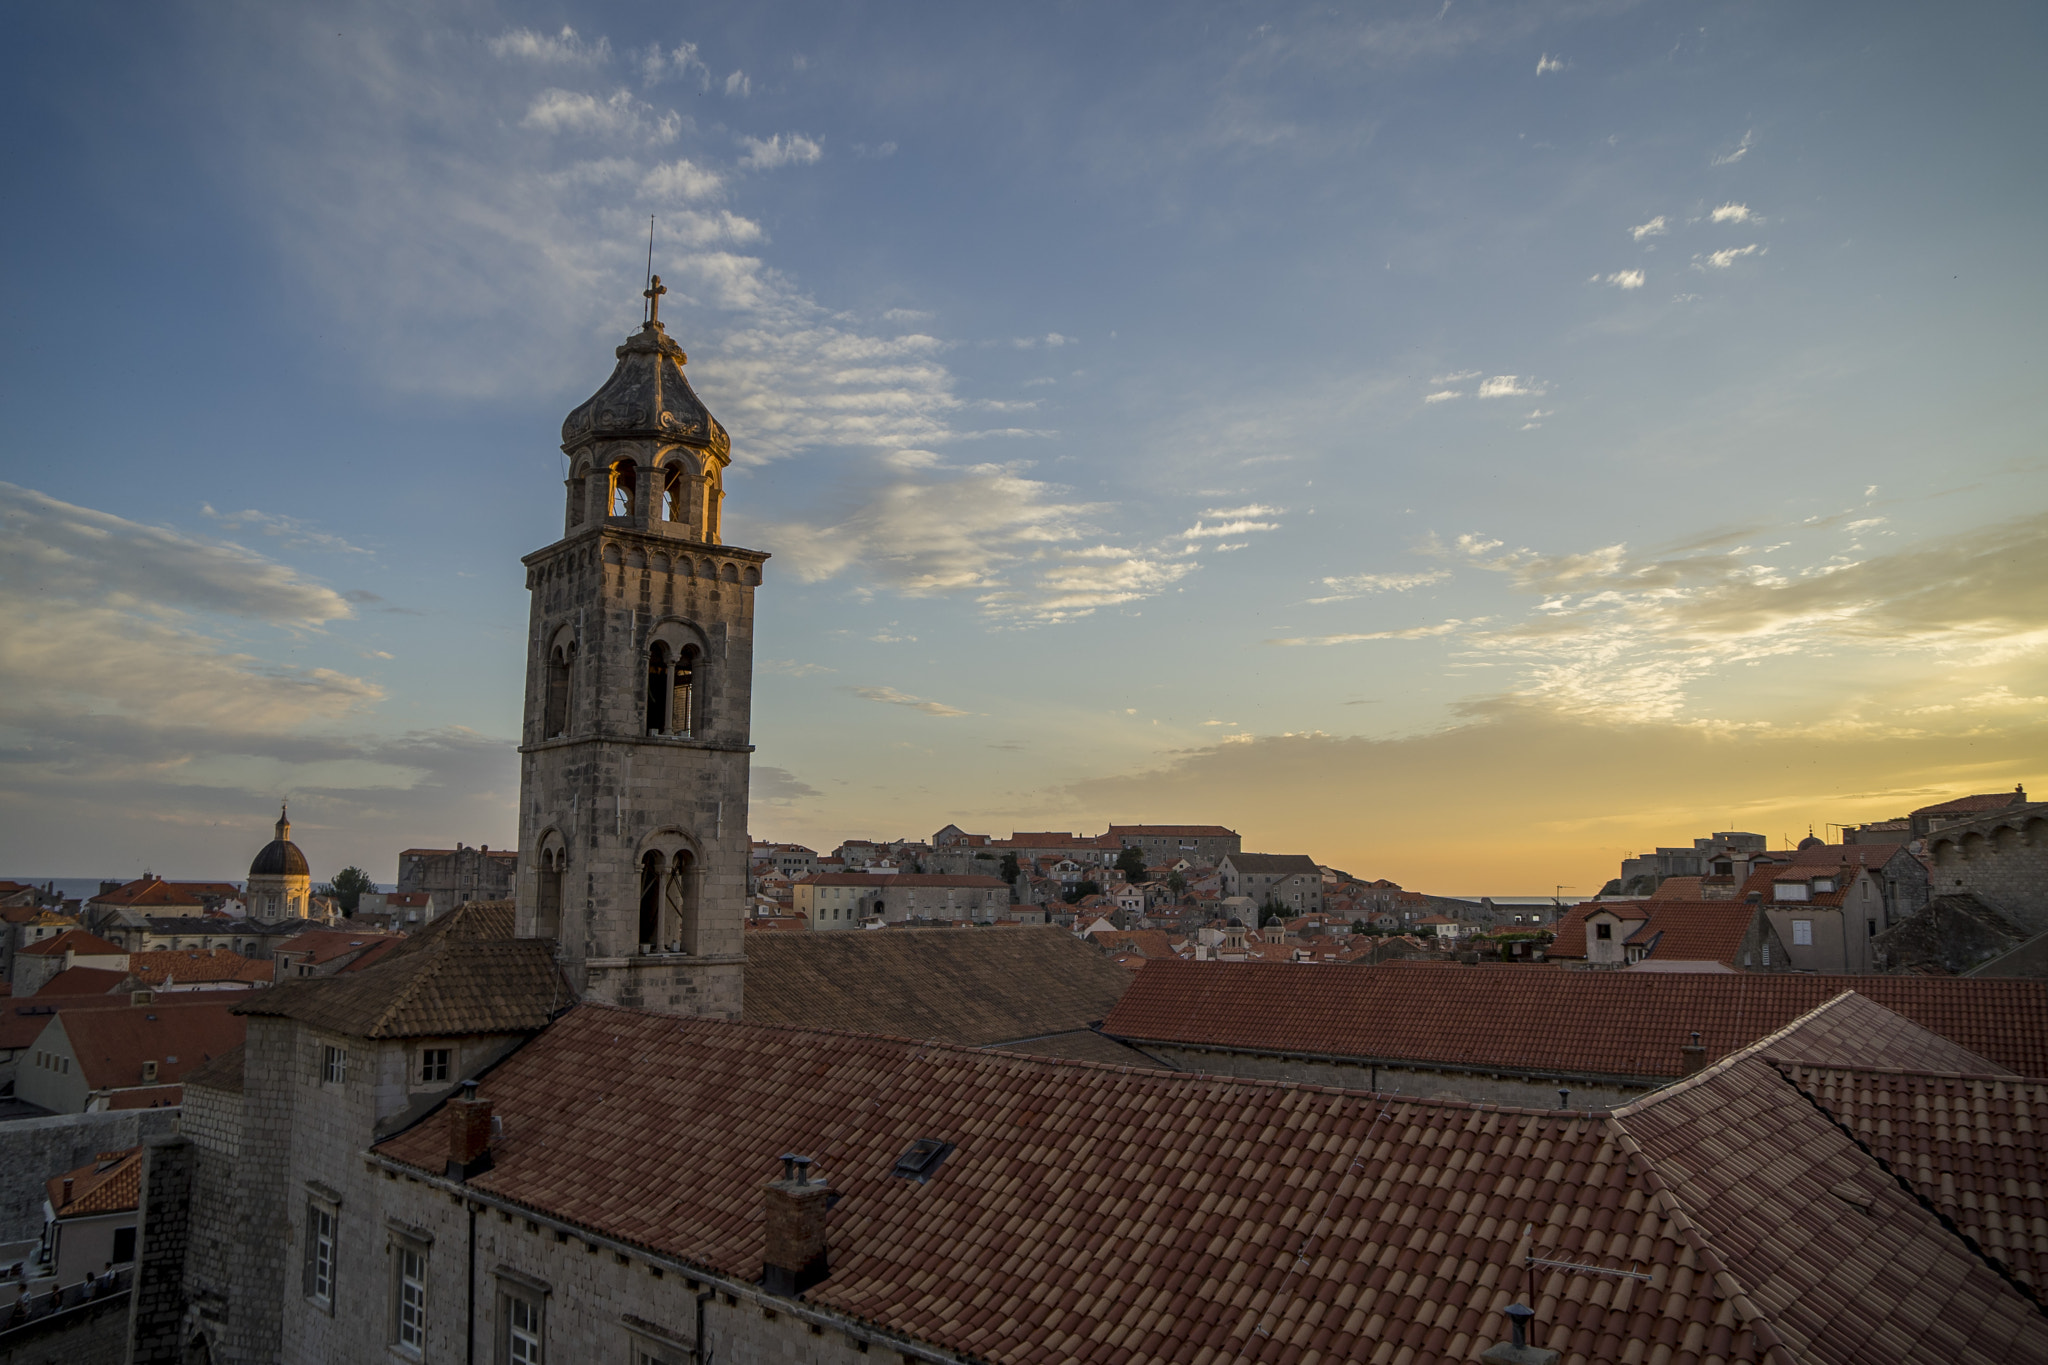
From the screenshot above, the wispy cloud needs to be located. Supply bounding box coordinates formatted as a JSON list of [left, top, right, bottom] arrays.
[[1477, 375, 1546, 398], [1694, 244, 1763, 271], [1711, 203, 1752, 223], [1308, 568, 1451, 603], [752, 765, 821, 802], [1183, 504, 1284, 539], [738, 132, 822, 169], [724, 70, 751, 97], [1712, 130, 1755, 165], [1599, 270, 1645, 290], [1267, 620, 1467, 646], [489, 27, 610, 65], [201, 505, 373, 557], [1431, 369, 1480, 384], [521, 88, 679, 143], [1424, 389, 1463, 403], [1629, 216, 1668, 241], [847, 685, 969, 717], [1535, 54, 1566, 75], [640, 158, 724, 201], [1012, 333, 1075, 349]]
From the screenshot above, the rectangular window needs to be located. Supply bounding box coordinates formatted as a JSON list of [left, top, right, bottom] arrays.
[[395, 1244, 428, 1353], [1793, 920, 1813, 946], [503, 1290, 545, 1365], [112, 1226, 137, 1263], [1762, 943, 1771, 966], [420, 1049, 450, 1084], [304, 1202, 337, 1307], [323, 1045, 347, 1084], [1595, 923, 1612, 940]]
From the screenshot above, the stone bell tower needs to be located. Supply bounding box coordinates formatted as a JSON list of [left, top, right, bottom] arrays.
[[515, 278, 767, 1017]]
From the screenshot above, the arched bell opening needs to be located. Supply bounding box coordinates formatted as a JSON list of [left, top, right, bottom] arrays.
[[643, 638, 698, 737], [638, 850, 664, 950], [535, 836, 566, 940], [609, 459, 638, 518]]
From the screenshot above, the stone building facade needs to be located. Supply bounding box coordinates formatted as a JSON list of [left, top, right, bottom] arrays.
[[395, 845, 516, 907], [513, 294, 766, 1019], [1926, 801, 2048, 933]]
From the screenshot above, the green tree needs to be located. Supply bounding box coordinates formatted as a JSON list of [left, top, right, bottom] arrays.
[[1063, 880, 1101, 906], [1352, 918, 1368, 935], [998, 853, 1021, 885], [1167, 871, 1186, 898], [1115, 846, 1149, 883], [1260, 896, 1286, 927], [328, 865, 376, 915]]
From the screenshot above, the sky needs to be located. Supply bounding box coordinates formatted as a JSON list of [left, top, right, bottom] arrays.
[[1, 0, 2044, 894]]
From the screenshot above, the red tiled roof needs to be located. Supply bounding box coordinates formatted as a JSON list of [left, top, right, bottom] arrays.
[[275, 929, 399, 965], [19, 928, 125, 958], [1101, 959, 2048, 1080], [339, 937, 404, 972], [127, 949, 270, 986], [32, 967, 128, 997], [1913, 791, 2026, 817], [1653, 875, 1707, 899], [47, 1146, 143, 1217], [59, 1001, 246, 1091], [1788, 842, 1911, 869], [0, 990, 138, 1050], [89, 878, 240, 908], [1776, 1062, 2047, 1297], [1627, 903, 1759, 964], [374, 999, 2047, 1365]]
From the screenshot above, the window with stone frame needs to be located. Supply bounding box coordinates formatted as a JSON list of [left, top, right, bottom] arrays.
[[303, 1198, 338, 1311], [419, 1047, 451, 1084], [389, 1236, 429, 1356], [497, 1274, 549, 1365], [322, 1044, 347, 1085]]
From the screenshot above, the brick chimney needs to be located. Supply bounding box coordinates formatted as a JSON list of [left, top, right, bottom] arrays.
[[1681, 1031, 1708, 1075], [761, 1154, 831, 1296], [444, 1080, 495, 1180], [1480, 1302, 1561, 1365]]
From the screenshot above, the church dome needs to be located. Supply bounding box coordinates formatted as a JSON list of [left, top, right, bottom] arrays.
[[559, 300, 729, 463], [249, 804, 310, 878]]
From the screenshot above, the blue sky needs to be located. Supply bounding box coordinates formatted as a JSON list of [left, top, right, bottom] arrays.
[[2, 1, 2044, 891]]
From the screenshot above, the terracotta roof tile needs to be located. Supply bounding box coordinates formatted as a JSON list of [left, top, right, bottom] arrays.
[[274, 929, 400, 965], [1101, 960, 2048, 1081], [128, 948, 269, 986], [19, 929, 124, 958], [59, 1000, 246, 1091], [742, 928, 1131, 1046], [375, 996, 2048, 1364], [31, 967, 129, 998], [1777, 1062, 2047, 1298], [236, 937, 567, 1038], [47, 1146, 142, 1217]]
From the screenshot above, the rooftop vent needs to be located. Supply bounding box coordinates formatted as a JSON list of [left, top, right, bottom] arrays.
[[891, 1138, 955, 1183]]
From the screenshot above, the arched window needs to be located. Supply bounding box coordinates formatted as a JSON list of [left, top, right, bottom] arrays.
[[673, 646, 696, 737], [610, 460, 637, 518], [665, 849, 697, 952], [536, 845, 564, 940], [544, 641, 575, 738], [662, 465, 687, 524], [645, 642, 671, 734], [639, 850, 664, 949], [643, 641, 697, 737]]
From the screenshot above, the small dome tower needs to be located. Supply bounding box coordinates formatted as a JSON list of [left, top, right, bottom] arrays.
[[247, 803, 312, 922]]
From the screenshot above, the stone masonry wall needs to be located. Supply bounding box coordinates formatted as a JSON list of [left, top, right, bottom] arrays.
[[1931, 812, 2048, 934], [0, 1109, 178, 1244], [314, 1155, 926, 1365], [124, 1135, 194, 1365], [515, 524, 761, 1017]]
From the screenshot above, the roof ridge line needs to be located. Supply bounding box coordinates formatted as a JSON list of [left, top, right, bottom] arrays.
[[1612, 990, 1863, 1117]]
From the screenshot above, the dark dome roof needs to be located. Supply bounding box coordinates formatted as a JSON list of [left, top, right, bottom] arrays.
[[560, 319, 729, 461], [249, 839, 309, 878]]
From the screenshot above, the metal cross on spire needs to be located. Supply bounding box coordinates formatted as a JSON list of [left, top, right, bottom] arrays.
[[644, 274, 667, 325]]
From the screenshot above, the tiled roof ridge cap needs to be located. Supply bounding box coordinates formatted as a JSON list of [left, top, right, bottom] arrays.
[[568, 1002, 1614, 1117], [1603, 1120, 1802, 1365], [1611, 990, 1863, 1117], [1768, 1057, 2042, 1086]]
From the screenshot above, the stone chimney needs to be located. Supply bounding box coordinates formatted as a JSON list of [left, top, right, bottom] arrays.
[[1681, 1031, 1707, 1075], [444, 1080, 495, 1180], [761, 1154, 831, 1295]]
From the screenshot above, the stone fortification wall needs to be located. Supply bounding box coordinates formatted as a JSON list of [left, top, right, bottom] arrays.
[[0, 1109, 178, 1243], [1929, 809, 2048, 933]]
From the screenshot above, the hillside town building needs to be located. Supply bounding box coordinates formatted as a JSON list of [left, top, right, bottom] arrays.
[[395, 842, 517, 908]]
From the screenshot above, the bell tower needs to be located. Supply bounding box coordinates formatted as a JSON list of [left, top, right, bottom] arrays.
[[515, 279, 767, 1017]]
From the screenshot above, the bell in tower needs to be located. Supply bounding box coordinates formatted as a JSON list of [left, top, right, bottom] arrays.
[[515, 280, 768, 1017]]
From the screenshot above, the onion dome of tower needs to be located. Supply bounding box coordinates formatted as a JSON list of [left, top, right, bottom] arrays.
[[249, 803, 310, 878], [558, 275, 730, 464]]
